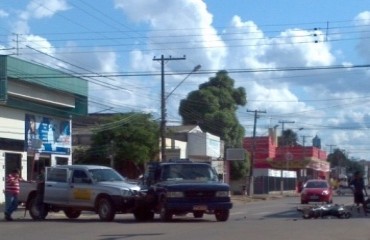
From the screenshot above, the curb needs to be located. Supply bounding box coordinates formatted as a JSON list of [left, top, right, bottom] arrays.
[[231, 193, 297, 203]]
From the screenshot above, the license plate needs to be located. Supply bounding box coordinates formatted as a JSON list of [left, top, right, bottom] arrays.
[[193, 205, 207, 211], [310, 196, 319, 200]]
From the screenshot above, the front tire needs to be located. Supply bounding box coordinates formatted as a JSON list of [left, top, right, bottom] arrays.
[[365, 198, 370, 213], [97, 197, 115, 222], [215, 209, 229, 222], [159, 202, 173, 222]]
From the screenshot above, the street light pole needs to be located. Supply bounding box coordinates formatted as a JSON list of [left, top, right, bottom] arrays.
[[153, 55, 186, 161], [166, 64, 201, 100]]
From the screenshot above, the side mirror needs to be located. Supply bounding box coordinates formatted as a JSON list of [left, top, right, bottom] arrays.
[[218, 173, 223, 182]]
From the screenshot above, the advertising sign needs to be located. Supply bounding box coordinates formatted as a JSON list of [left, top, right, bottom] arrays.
[[25, 114, 71, 155]]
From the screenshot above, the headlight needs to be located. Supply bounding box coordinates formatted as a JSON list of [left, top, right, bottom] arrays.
[[166, 191, 184, 198], [322, 190, 329, 195], [121, 189, 132, 196], [215, 191, 230, 197]]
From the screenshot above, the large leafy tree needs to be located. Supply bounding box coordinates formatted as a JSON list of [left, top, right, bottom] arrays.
[[327, 148, 363, 176], [75, 112, 159, 178], [179, 70, 248, 180], [278, 129, 299, 146]]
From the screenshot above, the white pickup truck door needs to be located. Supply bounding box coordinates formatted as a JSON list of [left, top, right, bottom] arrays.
[[44, 167, 69, 204], [68, 169, 95, 207]]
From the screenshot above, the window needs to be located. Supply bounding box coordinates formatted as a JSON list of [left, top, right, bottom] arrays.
[[72, 170, 89, 183], [46, 168, 67, 182], [56, 157, 68, 165]]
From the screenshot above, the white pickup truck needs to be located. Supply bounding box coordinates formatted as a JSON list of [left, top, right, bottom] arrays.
[[19, 165, 142, 221]]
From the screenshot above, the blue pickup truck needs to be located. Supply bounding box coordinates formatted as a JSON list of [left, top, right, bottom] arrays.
[[137, 160, 233, 222]]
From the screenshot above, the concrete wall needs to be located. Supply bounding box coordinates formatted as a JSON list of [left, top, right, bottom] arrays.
[[187, 132, 221, 158], [0, 106, 25, 140]]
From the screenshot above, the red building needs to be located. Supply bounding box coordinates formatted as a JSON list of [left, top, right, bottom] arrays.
[[243, 128, 330, 193]]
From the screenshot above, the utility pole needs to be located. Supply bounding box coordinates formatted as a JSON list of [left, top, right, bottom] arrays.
[[278, 120, 295, 195], [153, 55, 186, 161], [326, 144, 336, 154], [301, 135, 312, 148], [247, 109, 266, 196], [278, 120, 295, 140]]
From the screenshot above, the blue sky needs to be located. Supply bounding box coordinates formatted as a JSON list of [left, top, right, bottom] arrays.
[[1, 0, 370, 160]]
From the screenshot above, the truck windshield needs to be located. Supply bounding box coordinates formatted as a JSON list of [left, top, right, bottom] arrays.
[[89, 169, 126, 182], [161, 164, 218, 182]]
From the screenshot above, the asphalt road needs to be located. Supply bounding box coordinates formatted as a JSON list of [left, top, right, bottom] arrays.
[[1, 195, 369, 240]]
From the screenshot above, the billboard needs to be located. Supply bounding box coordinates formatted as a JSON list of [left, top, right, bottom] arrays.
[[226, 148, 245, 161], [25, 114, 71, 155]]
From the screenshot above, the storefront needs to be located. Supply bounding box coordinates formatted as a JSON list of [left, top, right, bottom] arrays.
[[0, 55, 87, 203]]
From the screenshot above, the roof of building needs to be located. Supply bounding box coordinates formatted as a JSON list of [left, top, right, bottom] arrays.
[[166, 125, 202, 133]]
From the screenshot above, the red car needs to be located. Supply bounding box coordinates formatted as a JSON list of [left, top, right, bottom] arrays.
[[300, 179, 333, 204]]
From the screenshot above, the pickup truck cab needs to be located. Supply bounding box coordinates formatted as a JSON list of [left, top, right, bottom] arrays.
[[20, 165, 141, 221], [140, 160, 233, 222]]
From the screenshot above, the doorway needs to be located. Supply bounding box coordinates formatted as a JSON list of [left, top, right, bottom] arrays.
[[5, 153, 22, 177], [27, 155, 51, 181]]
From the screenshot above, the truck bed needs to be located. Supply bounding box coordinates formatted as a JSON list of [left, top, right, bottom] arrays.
[[19, 181, 37, 203]]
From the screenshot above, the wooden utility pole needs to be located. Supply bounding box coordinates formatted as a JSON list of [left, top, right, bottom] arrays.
[[247, 109, 266, 196], [153, 55, 186, 161]]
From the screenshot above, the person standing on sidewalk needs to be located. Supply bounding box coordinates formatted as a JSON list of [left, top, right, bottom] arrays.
[[350, 171, 368, 216], [4, 169, 22, 221]]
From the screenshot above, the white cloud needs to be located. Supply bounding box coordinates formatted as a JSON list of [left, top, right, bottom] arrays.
[[0, 9, 9, 18], [26, 0, 69, 19], [3, 0, 370, 159], [354, 11, 370, 62], [12, 0, 69, 34], [114, 0, 226, 71]]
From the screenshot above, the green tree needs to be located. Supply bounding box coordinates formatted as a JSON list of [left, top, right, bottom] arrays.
[[179, 70, 247, 180], [327, 149, 348, 168], [278, 129, 299, 146], [327, 149, 364, 176], [76, 112, 159, 178]]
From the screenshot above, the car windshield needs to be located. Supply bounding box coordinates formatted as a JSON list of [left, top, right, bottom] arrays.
[[88, 168, 125, 182], [305, 181, 328, 188], [161, 164, 218, 182]]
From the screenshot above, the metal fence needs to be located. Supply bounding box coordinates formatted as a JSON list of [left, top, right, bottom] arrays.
[[254, 176, 296, 194]]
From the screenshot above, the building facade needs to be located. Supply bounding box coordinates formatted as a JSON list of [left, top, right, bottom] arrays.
[[166, 125, 225, 179], [0, 55, 88, 203], [243, 127, 329, 194]]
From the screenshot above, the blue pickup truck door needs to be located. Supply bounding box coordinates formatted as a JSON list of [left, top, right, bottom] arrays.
[[44, 167, 69, 204]]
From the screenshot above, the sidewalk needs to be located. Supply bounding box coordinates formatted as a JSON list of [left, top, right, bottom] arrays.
[[231, 191, 298, 203]]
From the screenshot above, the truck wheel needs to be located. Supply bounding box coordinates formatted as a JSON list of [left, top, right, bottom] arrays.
[[134, 208, 155, 222], [97, 197, 115, 221], [365, 198, 370, 213], [214, 209, 229, 222], [159, 205, 173, 222], [64, 209, 81, 219], [29, 195, 48, 220]]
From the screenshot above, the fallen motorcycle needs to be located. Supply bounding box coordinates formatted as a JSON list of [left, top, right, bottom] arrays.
[[298, 203, 352, 219]]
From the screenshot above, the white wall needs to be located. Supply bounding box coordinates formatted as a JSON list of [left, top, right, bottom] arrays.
[[165, 138, 187, 159], [187, 132, 221, 158], [0, 106, 25, 140]]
